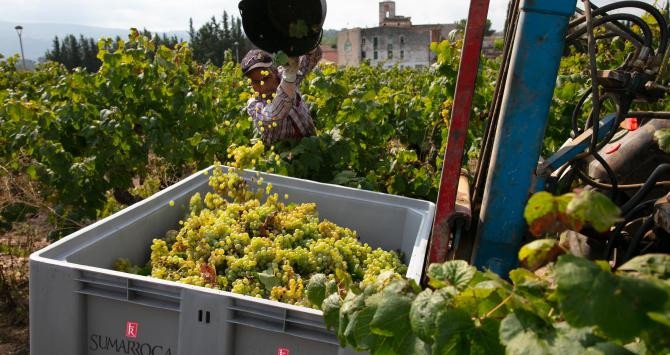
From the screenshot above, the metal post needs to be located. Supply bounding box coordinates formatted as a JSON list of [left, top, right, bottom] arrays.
[[472, 0, 577, 276], [15, 25, 26, 70], [427, 0, 490, 264]]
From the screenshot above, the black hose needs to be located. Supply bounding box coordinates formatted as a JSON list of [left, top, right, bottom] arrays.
[[573, 3, 645, 47], [621, 164, 670, 214], [570, 1, 668, 54], [567, 13, 654, 50], [622, 216, 655, 263], [603, 198, 658, 260], [574, 168, 670, 190], [583, 0, 620, 200], [571, 87, 592, 138], [593, 1, 667, 54]]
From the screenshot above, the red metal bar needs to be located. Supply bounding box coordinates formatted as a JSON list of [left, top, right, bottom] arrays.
[[428, 0, 491, 264]]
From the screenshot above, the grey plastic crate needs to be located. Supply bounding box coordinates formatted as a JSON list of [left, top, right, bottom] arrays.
[[30, 166, 435, 355]]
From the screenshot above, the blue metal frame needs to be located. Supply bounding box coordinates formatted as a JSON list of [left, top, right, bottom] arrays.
[[539, 113, 618, 175], [472, 0, 578, 276], [534, 113, 618, 193]]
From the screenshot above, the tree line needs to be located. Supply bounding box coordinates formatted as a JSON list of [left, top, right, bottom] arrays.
[[45, 11, 250, 72]]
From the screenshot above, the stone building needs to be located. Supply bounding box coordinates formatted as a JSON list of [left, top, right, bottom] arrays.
[[337, 1, 457, 68]]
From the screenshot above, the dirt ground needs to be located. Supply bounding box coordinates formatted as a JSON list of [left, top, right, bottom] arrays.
[[0, 311, 28, 355], [0, 213, 50, 355]]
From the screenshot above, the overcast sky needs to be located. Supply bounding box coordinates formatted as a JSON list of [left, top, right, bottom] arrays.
[[0, 0, 512, 32], [0, 0, 657, 33]]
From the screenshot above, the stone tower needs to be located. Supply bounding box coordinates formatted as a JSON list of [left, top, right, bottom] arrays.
[[379, 1, 396, 26]]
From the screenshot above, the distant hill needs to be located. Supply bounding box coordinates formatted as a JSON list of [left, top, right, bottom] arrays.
[[0, 21, 188, 60]]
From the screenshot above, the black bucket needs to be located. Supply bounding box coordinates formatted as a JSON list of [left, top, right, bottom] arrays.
[[239, 0, 327, 56]]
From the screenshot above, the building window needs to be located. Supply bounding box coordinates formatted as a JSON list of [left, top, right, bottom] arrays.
[[400, 50, 404, 59], [388, 50, 393, 59], [400, 36, 405, 45], [373, 37, 378, 49], [362, 37, 366, 46], [374, 51, 378, 60], [387, 43, 393, 59], [362, 51, 366, 59]]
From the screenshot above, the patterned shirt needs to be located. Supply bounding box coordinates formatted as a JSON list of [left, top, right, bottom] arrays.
[[246, 47, 322, 145]]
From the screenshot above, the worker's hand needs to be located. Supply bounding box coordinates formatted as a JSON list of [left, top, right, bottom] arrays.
[[282, 57, 300, 83]]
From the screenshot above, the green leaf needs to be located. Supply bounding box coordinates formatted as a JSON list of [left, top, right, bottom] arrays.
[[325, 279, 338, 296], [26, 165, 38, 180], [500, 310, 558, 355], [524, 192, 557, 232], [322, 293, 341, 331], [432, 309, 503, 355], [524, 192, 562, 236], [566, 190, 622, 232], [409, 288, 454, 343], [272, 51, 289, 66], [344, 293, 380, 350], [393, 333, 430, 355], [432, 309, 474, 355], [647, 311, 670, 328], [454, 282, 506, 319], [654, 128, 670, 153], [427, 260, 476, 290], [338, 291, 365, 347], [618, 254, 670, 281], [369, 286, 413, 338], [509, 269, 542, 287], [500, 310, 634, 355], [257, 267, 279, 291], [555, 254, 669, 342], [524, 192, 583, 236], [306, 273, 327, 307], [518, 239, 565, 271]]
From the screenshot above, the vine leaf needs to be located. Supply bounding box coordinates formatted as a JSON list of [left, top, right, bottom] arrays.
[[500, 309, 634, 355], [518, 239, 565, 271], [432, 309, 503, 355], [338, 291, 365, 347], [409, 288, 455, 344], [272, 51, 289, 66], [617, 254, 670, 282], [322, 293, 341, 331], [524, 192, 560, 236], [257, 266, 278, 291], [566, 190, 622, 233], [427, 260, 476, 290], [369, 285, 413, 338], [306, 273, 327, 307], [524, 192, 582, 236], [554, 254, 669, 342], [654, 128, 670, 153], [432, 309, 475, 354], [344, 293, 380, 350]]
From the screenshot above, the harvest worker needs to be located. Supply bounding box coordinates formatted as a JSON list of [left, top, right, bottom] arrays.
[[241, 47, 322, 144]]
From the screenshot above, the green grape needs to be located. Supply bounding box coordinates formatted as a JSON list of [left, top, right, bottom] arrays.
[[116, 164, 408, 309]]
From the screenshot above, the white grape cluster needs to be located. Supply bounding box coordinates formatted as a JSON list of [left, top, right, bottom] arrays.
[[121, 151, 406, 309]]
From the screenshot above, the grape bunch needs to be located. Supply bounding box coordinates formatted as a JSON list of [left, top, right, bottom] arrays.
[[117, 158, 407, 310]]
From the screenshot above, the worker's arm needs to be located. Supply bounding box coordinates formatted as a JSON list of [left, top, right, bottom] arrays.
[[295, 47, 323, 86]]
